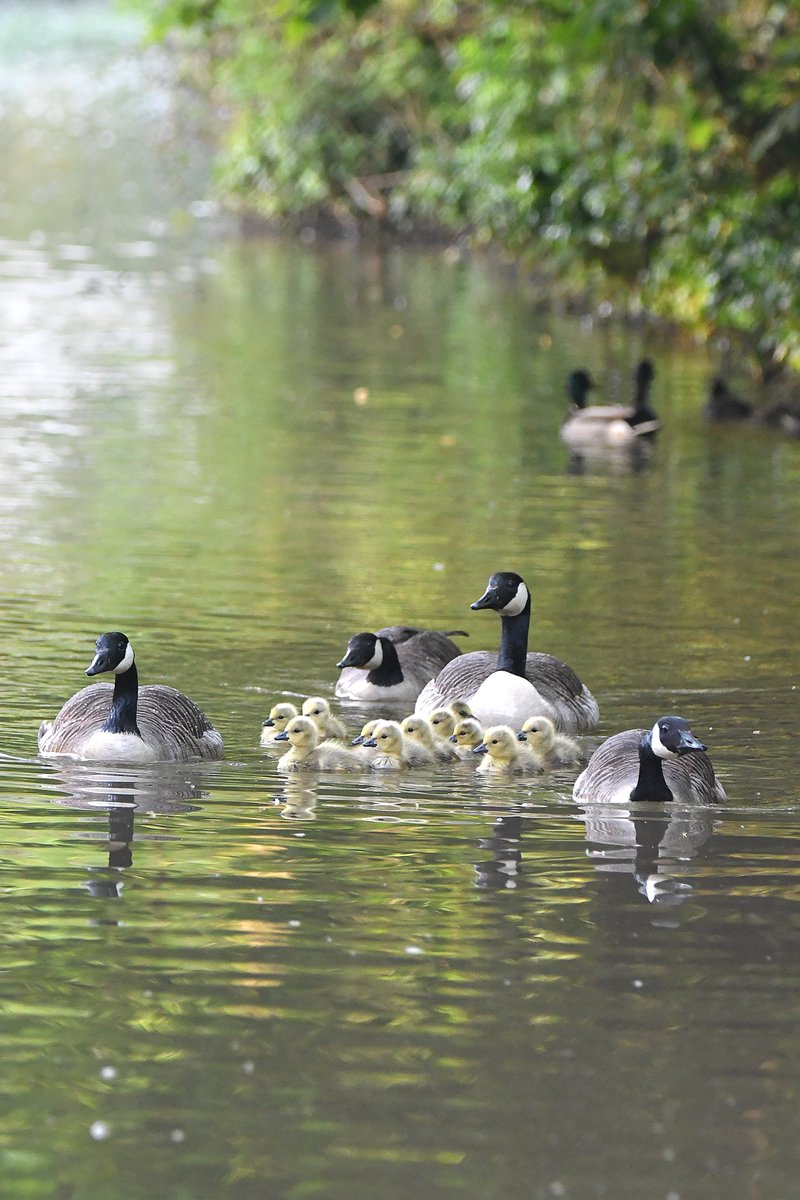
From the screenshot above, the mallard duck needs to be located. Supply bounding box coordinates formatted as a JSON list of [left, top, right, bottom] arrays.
[[38, 632, 223, 763], [415, 571, 599, 733], [572, 715, 726, 804]]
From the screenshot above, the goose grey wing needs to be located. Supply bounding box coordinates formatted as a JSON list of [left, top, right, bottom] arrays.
[[38, 683, 114, 754], [376, 626, 468, 647], [415, 651, 499, 711], [664, 751, 726, 803], [137, 685, 223, 761], [524, 652, 599, 731], [573, 728, 645, 802], [404, 630, 466, 665]]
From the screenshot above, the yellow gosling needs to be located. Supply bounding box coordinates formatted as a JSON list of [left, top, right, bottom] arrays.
[[474, 725, 543, 776], [401, 714, 456, 763], [301, 696, 349, 740], [518, 715, 586, 769], [260, 702, 300, 749], [363, 720, 412, 770], [448, 699, 474, 721], [276, 716, 366, 773], [449, 717, 485, 761]]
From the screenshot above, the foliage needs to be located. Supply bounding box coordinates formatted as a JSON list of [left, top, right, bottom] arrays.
[[134, 0, 800, 374]]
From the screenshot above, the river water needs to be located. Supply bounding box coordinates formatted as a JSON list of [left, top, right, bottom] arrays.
[[1, 4, 800, 1198]]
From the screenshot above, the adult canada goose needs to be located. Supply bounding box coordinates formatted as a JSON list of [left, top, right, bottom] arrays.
[[703, 376, 753, 421], [561, 361, 660, 450], [275, 716, 366, 773], [415, 571, 599, 733], [449, 717, 485, 761], [38, 631, 223, 763], [335, 627, 467, 703], [362, 720, 413, 770], [473, 726, 542, 775], [572, 715, 726, 804], [518, 716, 586, 770], [401, 714, 458, 763], [260, 702, 299, 749], [301, 696, 348, 740]]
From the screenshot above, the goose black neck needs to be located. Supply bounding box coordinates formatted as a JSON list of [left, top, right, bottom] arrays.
[[632, 376, 656, 421], [101, 662, 142, 736], [629, 735, 675, 803], [496, 597, 531, 676], [366, 637, 404, 688]]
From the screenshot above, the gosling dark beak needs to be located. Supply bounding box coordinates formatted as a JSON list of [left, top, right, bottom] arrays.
[[351, 735, 364, 746], [516, 731, 528, 742], [363, 737, 377, 748], [473, 742, 488, 755], [274, 731, 289, 742], [262, 719, 275, 728], [448, 734, 458, 743]]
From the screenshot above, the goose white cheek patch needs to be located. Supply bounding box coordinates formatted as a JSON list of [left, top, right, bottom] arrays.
[[500, 582, 529, 618], [364, 642, 383, 670], [650, 722, 675, 759], [113, 642, 135, 674]]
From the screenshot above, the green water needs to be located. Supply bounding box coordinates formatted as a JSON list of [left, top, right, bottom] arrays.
[[1, 4, 800, 1198]]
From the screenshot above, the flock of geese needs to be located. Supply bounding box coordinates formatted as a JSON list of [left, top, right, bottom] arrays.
[[37, 570, 727, 807]]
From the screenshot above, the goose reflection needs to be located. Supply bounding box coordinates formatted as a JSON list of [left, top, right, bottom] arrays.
[[578, 801, 718, 906], [566, 440, 654, 477], [273, 775, 318, 820], [474, 813, 525, 889], [47, 764, 204, 898]]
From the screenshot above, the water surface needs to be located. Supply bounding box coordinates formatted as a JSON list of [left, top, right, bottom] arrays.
[[1, 5, 799, 1198]]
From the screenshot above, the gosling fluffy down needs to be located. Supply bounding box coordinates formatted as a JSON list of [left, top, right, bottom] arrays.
[[301, 696, 348, 740], [38, 632, 223, 764], [473, 725, 542, 775], [275, 716, 366, 773], [518, 716, 586, 769], [260, 702, 299, 749]]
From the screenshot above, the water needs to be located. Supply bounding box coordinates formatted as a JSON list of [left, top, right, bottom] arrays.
[[1, 4, 800, 1197]]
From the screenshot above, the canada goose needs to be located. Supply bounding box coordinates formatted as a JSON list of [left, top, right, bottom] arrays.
[[473, 726, 542, 775], [415, 571, 599, 733], [518, 716, 586, 769], [449, 717, 484, 761], [38, 632, 223, 763], [560, 361, 660, 450], [572, 715, 726, 804], [260, 702, 299, 749], [362, 720, 412, 770], [400, 714, 457, 763], [703, 376, 753, 421], [448, 699, 474, 720], [757, 394, 800, 437], [427, 708, 456, 741], [301, 696, 348, 740], [335, 627, 467, 703], [275, 716, 366, 773]]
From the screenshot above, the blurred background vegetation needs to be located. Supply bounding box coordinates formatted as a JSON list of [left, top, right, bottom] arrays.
[[134, 0, 800, 379]]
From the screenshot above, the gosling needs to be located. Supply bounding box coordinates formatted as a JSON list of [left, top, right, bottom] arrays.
[[275, 716, 366, 772], [363, 720, 413, 770], [518, 716, 586, 769], [474, 725, 543, 775], [401, 714, 458, 763], [301, 696, 349, 740], [449, 717, 485, 761], [260, 702, 300, 749]]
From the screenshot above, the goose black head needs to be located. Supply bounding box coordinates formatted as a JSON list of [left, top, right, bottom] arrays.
[[648, 715, 707, 759], [336, 632, 382, 671], [567, 369, 595, 408], [85, 632, 134, 677], [635, 359, 655, 387], [470, 572, 530, 618]]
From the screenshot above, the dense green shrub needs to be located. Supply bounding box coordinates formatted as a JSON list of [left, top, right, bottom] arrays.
[[137, 0, 800, 374]]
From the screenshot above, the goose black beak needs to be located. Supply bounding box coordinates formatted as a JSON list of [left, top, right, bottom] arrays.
[[470, 587, 498, 611], [677, 730, 707, 755]]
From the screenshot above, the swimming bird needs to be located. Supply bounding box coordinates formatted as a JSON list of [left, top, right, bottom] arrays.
[[401, 714, 457, 762], [517, 715, 586, 769], [362, 720, 413, 770], [473, 726, 542, 775], [415, 571, 598, 733], [260, 702, 299, 749], [703, 377, 753, 421], [301, 696, 348, 740], [351, 718, 382, 761], [275, 716, 366, 772], [38, 631, 223, 763], [427, 707, 457, 742], [561, 360, 660, 450], [572, 715, 726, 804], [449, 717, 485, 761], [448, 699, 474, 721], [335, 627, 466, 703]]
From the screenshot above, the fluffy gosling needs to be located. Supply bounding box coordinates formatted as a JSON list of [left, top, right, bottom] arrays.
[[474, 725, 542, 775], [275, 716, 366, 772], [518, 715, 586, 769], [301, 696, 349, 740], [260, 702, 300, 749]]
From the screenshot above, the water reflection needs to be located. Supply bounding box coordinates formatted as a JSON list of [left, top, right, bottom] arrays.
[[579, 800, 718, 907]]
